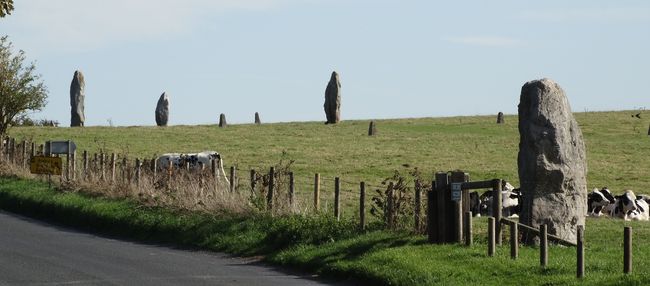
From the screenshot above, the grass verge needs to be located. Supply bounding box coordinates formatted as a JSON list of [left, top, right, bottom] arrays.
[[2, 176, 650, 285]]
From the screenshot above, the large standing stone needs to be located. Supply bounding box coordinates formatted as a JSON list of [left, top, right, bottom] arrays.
[[70, 70, 85, 127], [324, 71, 341, 124], [155, 92, 170, 126], [518, 78, 587, 244]]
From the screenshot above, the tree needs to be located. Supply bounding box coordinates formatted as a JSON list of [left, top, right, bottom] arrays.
[[0, 0, 13, 17], [0, 35, 48, 135]]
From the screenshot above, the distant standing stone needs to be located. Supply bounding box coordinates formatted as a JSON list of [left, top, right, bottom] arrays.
[[497, 112, 504, 124], [155, 92, 170, 126], [70, 70, 85, 127], [518, 78, 587, 245], [368, 121, 377, 136], [324, 71, 341, 124], [255, 112, 261, 125], [219, 113, 227, 128]]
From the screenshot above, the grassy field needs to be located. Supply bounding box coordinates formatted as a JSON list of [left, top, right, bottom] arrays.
[[8, 110, 650, 202], [1, 176, 649, 286]]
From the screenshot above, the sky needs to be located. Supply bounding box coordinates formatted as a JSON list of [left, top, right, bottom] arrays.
[[2, 0, 649, 126]]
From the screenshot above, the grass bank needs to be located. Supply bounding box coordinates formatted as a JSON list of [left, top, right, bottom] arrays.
[[2, 176, 649, 285]]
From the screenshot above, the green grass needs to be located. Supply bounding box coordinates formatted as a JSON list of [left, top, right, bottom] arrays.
[[8, 110, 650, 213], [1, 176, 649, 285]]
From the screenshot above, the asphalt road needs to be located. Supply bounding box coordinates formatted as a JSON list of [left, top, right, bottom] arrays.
[[0, 211, 349, 286]]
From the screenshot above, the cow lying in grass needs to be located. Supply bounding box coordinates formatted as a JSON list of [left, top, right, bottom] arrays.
[[156, 151, 229, 185], [588, 188, 650, 221], [470, 181, 521, 218]]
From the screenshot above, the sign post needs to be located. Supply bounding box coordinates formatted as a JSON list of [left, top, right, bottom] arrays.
[[30, 156, 63, 188]]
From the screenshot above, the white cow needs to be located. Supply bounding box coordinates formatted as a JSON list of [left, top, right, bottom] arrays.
[[156, 151, 229, 185]]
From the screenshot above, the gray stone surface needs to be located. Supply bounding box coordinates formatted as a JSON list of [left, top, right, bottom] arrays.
[[155, 92, 169, 126], [69, 70, 85, 127], [518, 78, 587, 244], [497, 112, 504, 124], [324, 71, 341, 124], [368, 121, 376, 136], [219, 113, 227, 128], [255, 112, 261, 124]]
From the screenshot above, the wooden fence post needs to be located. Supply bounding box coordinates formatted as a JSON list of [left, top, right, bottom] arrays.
[[10, 138, 15, 163], [289, 172, 295, 210], [386, 182, 394, 228], [510, 221, 518, 259], [577, 225, 585, 278], [135, 158, 141, 186], [83, 151, 88, 178], [110, 153, 116, 182], [250, 169, 256, 193], [21, 140, 27, 168], [100, 153, 105, 181], [360, 182, 366, 230], [30, 142, 35, 160], [93, 153, 98, 173], [624, 226, 632, 274], [334, 177, 341, 221], [427, 180, 436, 243], [229, 166, 236, 192], [488, 217, 495, 257], [70, 151, 76, 181], [314, 173, 320, 212], [65, 141, 71, 180], [122, 157, 128, 183], [267, 167, 274, 210], [151, 157, 157, 181], [493, 179, 503, 245], [167, 160, 172, 182], [415, 180, 421, 232], [540, 224, 548, 268], [465, 211, 472, 246]]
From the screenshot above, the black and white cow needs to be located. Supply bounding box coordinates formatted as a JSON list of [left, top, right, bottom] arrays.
[[588, 187, 616, 217], [156, 151, 229, 184], [608, 190, 639, 221], [472, 183, 521, 218]]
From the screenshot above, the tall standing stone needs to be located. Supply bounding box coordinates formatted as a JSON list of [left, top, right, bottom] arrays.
[[70, 70, 85, 127], [219, 113, 227, 128], [254, 112, 261, 125], [497, 112, 504, 124], [155, 92, 170, 126], [324, 71, 341, 124], [518, 78, 587, 245], [647, 123, 650, 135]]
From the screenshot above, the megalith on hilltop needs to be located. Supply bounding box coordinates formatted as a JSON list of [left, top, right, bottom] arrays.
[[70, 70, 85, 127], [518, 78, 587, 245], [155, 92, 170, 126], [324, 71, 341, 124]]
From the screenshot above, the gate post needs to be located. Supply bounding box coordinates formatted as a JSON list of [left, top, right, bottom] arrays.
[[493, 179, 503, 245], [435, 172, 450, 242]]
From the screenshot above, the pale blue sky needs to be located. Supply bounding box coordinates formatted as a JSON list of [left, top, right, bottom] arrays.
[[2, 0, 649, 126]]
